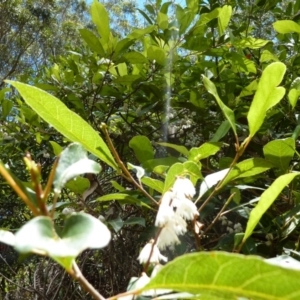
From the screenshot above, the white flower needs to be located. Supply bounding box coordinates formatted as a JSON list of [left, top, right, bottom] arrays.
[[157, 222, 181, 250], [155, 191, 174, 227], [138, 240, 168, 264], [173, 197, 199, 220], [173, 177, 196, 199]]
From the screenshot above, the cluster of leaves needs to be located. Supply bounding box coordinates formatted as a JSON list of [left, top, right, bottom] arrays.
[[2, 0, 300, 299]]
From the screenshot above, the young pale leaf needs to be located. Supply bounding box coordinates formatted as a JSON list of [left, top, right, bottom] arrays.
[[247, 62, 286, 137], [243, 172, 300, 242], [273, 20, 300, 34], [198, 168, 229, 200], [202, 76, 237, 135], [54, 143, 101, 193], [127, 163, 145, 181], [218, 5, 232, 36], [263, 138, 295, 172], [6, 81, 118, 170], [91, 0, 110, 43], [129, 135, 154, 163], [14, 213, 111, 270], [144, 251, 300, 299], [0, 230, 16, 247]]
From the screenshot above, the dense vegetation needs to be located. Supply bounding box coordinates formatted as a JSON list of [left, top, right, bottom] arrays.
[[1, 0, 300, 299]]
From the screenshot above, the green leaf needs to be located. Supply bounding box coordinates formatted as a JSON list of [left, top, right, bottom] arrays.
[[129, 136, 154, 163], [157, 142, 189, 157], [7, 81, 118, 170], [91, 0, 110, 42], [260, 50, 279, 63], [247, 62, 286, 137], [143, 157, 180, 171], [127, 25, 156, 40], [263, 138, 295, 172], [157, 12, 168, 30], [14, 213, 111, 270], [233, 37, 269, 49], [222, 158, 273, 187], [124, 217, 146, 227], [141, 177, 164, 193], [210, 120, 231, 142], [49, 141, 63, 155], [243, 173, 300, 242], [202, 76, 237, 135], [273, 20, 300, 34], [108, 217, 124, 232], [288, 89, 300, 109], [189, 142, 222, 162], [122, 52, 148, 64], [144, 251, 300, 299], [96, 193, 140, 204], [218, 5, 232, 36], [65, 177, 90, 194], [53, 143, 101, 193], [79, 29, 105, 56], [147, 46, 166, 66], [1, 99, 13, 118]]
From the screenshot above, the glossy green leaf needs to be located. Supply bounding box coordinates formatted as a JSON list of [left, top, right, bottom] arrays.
[[143, 157, 180, 171], [7, 81, 118, 170], [53, 143, 101, 193], [129, 135, 154, 163], [144, 251, 300, 299], [91, 0, 110, 42], [273, 20, 300, 34], [141, 177, 164, 193], [263, 138, 295, 171], [189, 142, 222, 162], [79, 29, 105, 56], [14, 213, 111, 270], [218, 5, 232, 36], [247, 62, 286, 137], [288, 89, 300, 109], [157, 142, 189, 157], [127, 25, 156, 39], [203, 76, 237, 135], [243, 172, 300, 242]]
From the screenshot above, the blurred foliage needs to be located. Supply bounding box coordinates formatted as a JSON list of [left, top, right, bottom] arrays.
[[1, 0, 300, 298]]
